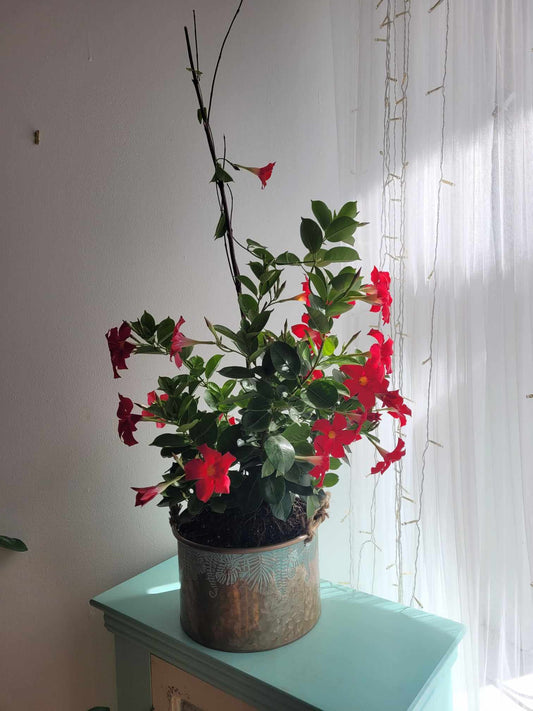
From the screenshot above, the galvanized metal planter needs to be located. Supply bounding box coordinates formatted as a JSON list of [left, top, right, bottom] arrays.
[[175, 533, 321, 652]]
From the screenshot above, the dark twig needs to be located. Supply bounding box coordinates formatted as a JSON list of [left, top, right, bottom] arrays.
[[207, 0, 244, 121], [193, 10, 199, 73], [184, 25, 242, 302]]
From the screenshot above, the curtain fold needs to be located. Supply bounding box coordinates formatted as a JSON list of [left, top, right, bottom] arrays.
[[330, 1, 533, 707]]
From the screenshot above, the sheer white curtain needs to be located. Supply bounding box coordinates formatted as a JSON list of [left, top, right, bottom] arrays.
[[330, 0, 533, 708]]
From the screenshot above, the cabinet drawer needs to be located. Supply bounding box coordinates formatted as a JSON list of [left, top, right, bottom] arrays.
[[150, 654, 258, 711]]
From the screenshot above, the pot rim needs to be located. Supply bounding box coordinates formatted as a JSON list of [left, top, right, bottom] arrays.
[[175, 531, 311, 555]]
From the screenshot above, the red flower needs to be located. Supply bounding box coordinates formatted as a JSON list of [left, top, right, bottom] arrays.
[[239, 162, 276, 189], [294, 278, 311, 305], [142, 391, 169, 428], [295, 445, 330, 488], [341, 359, 387, 412], [106, 322, 135, 379], [169, 316, 198, 368], [218, 414, 237, 425], [362, 268, 392, 324], [132, 483, 166, 507], [312, 413, 358, 458], [370, 439, 406, 476], [368, 329, 394, 375], [310, 369, 324, 380], [379, 390, 412, 426], [291, 313, 324, 349], [117, 394, 142, 446], [184, 444, 236, 502]]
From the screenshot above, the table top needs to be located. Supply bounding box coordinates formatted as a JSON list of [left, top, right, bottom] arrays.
[[91, 556, 464, 711]]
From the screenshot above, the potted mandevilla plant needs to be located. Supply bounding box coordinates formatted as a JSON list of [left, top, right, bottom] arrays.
[[105, 4, 410, 652]]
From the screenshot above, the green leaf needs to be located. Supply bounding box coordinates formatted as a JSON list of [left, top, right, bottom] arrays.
[[325, 216, 357, 243], [249, 261, 264, 280], [264, 435, 295, 475], [197, 107, 204, 123], [276, 251, 300, 265], [338, 201, 358, 218], [322, 336, 338, 356], [209, 498, 227, 513], [259, 269, 281, 295], [214, 212, 226, 240], [307, 379, 338, 409], [322, 472, 340, 487], [140, 311, 156, 338], [306, 308, 331, 334], [331, 271, 357, 292], [205, 354, 224, 379], [282, 422, 311, 443], [269, 342, 301, 378], [189, 413, 218, 443], [249, 310, 271, 333], [261, 459, 276, 478], [293, 440, 314, 456], [300, 218, 323, 253], [156, 317, 175, 347], [213, 324, 240, 344], [217, 424, 242, 454], [326, 301, 355, 318], [211, 164, 233, 183], [311, 200, 332, 230], [323, 246, 360, 263], [150, 433, 188, 448], [218, 366, 253, 379], [329, 457, 342, 470], [269, 489, 293, 521], [238, 293, 258, 319], [237, 274, 257, 295], [285, 461, 313, 486], [260, 475, 286, 504], [0, 536, 28, 552], [308, 269, 328, 300], [241, 396, 271, 432]]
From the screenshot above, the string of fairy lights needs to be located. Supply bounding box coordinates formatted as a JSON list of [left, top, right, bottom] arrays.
[[353, 0, 450, 607]]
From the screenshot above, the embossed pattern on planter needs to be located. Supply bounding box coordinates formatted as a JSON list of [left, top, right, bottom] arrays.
[[177, 535, 321, 652]]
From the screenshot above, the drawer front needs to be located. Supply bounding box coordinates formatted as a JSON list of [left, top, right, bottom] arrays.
[[150, 654, 258, 711]]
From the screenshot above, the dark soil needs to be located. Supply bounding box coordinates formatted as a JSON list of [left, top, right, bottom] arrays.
[[170, 499, 308, 548]]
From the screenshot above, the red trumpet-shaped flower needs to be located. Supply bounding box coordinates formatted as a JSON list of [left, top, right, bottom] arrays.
[[312, 413, 358, 458], [370, 439, 406, 476], [142, 391, 169, 428], [237, 162, 276, 189], [378, 390, 412, 427], [295, 444, 331, 488], [362, 268, 392, 324], [293, 277, 311, 305], [183, 444, 236, 503], [106, 322, 135, 379], [132, 482, 166, 507], [368, 328, 394, 375], [169, 316, 199, 368], [291, 313, 324, 350], [117, 394, 142, 446], [341, 358, 387, 412]]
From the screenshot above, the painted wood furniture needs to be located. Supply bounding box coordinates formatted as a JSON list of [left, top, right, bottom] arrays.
[[90, 556, 464, 711]]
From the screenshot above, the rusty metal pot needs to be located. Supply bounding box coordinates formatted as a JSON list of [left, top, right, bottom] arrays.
[[174, 532, 321, 652]]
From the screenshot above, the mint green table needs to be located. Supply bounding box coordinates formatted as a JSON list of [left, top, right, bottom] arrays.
[[91, 556, 464, 711]]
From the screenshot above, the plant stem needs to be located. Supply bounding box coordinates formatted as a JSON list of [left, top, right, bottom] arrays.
[[184, 26, 242, 307], [207, 0, 244, 121]]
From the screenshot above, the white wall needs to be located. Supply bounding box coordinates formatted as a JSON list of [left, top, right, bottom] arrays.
[[0, 1, 342, 708]]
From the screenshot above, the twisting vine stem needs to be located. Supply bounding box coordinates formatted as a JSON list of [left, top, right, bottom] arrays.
[[184, 5, 244, 312]]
